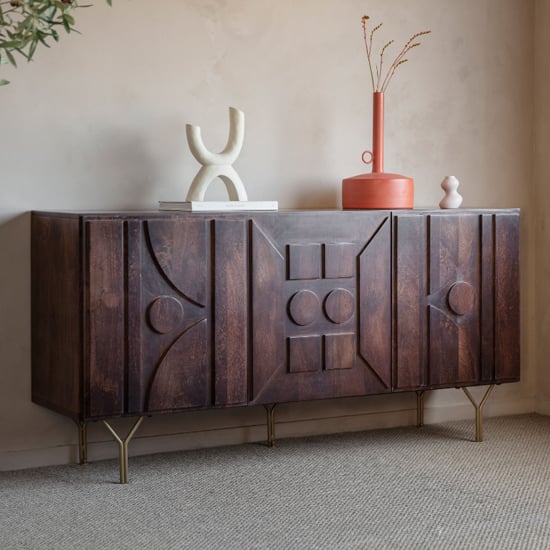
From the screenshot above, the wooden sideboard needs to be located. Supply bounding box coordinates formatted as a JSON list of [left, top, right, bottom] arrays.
[[31, 209, 520, 482]]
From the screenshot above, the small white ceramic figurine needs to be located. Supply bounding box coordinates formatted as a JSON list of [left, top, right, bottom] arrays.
[[439, 176, 463, 209], [186, 106, 248, 202]]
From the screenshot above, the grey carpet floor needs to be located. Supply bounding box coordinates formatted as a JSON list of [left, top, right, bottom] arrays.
[[1, 414, 550, 550]]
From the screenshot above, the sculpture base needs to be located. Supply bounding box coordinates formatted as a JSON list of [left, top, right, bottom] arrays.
[[342, 172, 414, 209]]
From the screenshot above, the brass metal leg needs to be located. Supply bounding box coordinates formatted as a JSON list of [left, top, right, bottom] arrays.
[[264, 404, 277, 448], [416, 391, 425, 428], [461, 385, 495, 442], [102, 416, 145, 484], [77, 421, 88, 466]]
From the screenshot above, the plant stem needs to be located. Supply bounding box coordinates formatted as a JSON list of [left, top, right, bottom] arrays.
[[362, 18, 375, 91]]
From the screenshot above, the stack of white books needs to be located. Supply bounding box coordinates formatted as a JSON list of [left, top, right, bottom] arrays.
[[158, 200, 278, 212]]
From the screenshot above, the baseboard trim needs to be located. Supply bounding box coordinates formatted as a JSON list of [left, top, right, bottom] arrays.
[[535, 398, 550, 415], [0, 396, 536, 472]]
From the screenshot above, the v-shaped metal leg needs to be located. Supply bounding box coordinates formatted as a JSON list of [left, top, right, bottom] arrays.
[[416, 391, 425, 428], [461, 385, 495, 442], [77, 421, 88, 466], [102, 416, 145, 484], [264, 404, 277, 448], [73, 420, 89, 466]]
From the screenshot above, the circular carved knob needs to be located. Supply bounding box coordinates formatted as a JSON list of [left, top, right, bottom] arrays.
[[447, 282, 475, 316], [324, 288, 355, 324], [148, 296, 185, 334], [288, 290, 321, 326]]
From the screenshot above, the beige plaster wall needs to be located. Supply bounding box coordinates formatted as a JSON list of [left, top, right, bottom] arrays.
[[534, 0, 550, 414], [0, 0, 536, 469]]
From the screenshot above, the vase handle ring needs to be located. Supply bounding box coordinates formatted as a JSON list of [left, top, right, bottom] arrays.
[[362, 150, 374, 165]]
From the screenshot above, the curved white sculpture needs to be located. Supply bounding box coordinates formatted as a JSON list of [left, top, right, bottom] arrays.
[[185, 107, 248, 202], [439, 176, 463, 209]]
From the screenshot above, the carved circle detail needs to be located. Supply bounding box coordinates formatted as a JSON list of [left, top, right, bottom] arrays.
[[324, 288, 355, 324], [288, 290, 321, 326], [148, 296, 185, 334], [447, 282, 475, 316]]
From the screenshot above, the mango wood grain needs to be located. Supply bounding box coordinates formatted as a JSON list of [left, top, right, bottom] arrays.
[[30, 209, 520, 423]]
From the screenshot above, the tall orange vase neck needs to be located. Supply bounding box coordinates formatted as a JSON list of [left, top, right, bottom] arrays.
[[372, 92, 384, 173], [341, 90, 414, 209]]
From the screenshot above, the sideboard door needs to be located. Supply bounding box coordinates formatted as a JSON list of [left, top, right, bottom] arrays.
[[85, 217, 215, 418], [132, 218, 213, 413], [394, 211, 520, 391], [250, 211, 392, 404], [85, 216, 249, 418], [129, 218, 248, 414]]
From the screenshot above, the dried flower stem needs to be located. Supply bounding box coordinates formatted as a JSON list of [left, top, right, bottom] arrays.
[[376, 39, 393, 91], [361, 15, 431, 93], [361, 15, 375, 91]]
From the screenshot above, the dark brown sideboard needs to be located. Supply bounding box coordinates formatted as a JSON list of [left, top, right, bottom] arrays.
[[31, 209, 520, 482]]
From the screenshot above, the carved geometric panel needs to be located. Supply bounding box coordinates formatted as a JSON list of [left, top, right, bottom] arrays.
[[128, 219, 212, 415], [251, 221, 285, 401], [251, 212, 391, 405], [428, 215, 480, 386], [288, 290, 321, 326], [148, 296, 185, 334], [288, 335, 322, 373], [324, 243, 355, 279], [147, 319, 209, 411], [324, 288, 355, 324], [325, 333, 355, 370], [447, 282, 475, 316], [137, 216, 252, 412], [395, 213, 485, 390], [358, 217, 391, 389], [287, 243, 321, 280], [146, 219, 207, 306]]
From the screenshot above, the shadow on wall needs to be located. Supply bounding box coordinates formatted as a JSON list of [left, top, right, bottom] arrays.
[[0, 212, 32, 403]]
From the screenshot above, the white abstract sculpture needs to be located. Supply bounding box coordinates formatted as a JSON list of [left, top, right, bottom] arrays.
[[439, 176, 463, 209], [185, 106, 248, 202]]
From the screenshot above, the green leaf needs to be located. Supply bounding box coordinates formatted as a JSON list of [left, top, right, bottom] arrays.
[[21, 16, 34, 31], [0, 41, 19, 49], [28, 39, 38, 59], [37, 34, 50, 47], [62, 16, 71, 33], [5, 48, 16, 67], [0, 79, 10, 86], [0, 0, 115, 86]]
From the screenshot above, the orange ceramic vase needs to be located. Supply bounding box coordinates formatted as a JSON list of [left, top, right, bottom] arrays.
[[342, 92, 414, 209]]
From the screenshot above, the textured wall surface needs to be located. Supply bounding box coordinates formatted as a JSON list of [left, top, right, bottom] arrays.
[[534, 0, 550, 413], [0, 0, 537, 469]]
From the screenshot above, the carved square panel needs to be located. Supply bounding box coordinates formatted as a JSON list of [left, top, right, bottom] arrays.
[[324, 243, 355, 279], [325, 333, 355, 370], [287, 244, 321, 280], [288, 335, 322, 373]]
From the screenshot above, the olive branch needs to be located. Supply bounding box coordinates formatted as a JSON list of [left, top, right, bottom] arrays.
[[362, 15, 431, 93], [0, 0, 112, 86]]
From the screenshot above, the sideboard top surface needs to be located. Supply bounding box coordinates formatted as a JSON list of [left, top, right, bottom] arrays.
[[31, 208, 520, 220]]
